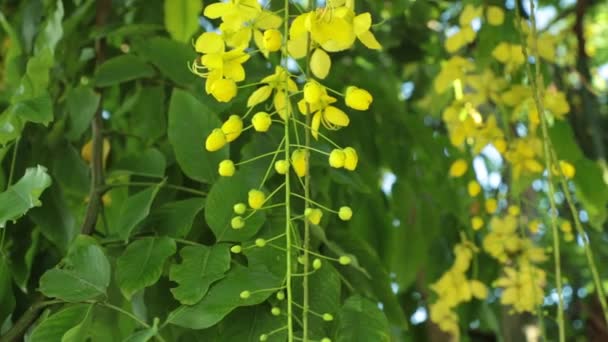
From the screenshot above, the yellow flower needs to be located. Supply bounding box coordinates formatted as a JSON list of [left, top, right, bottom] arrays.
[[445, 27, 476, 53], [274, 160, 289, 175], [339, 206, 352, 221], [291, 149, 309, 177], [305, 208, 323, 225], [485, 198, 497, 214], [195, 32, 224, 54], [470, 280, 488, 299], [528, 219, 540, 234], [343, 147, 358, 171], [205, 129, 227, 152], [505, 137, 543, 179], [263, 29, 282, 52], [467, 180, 481, 197], [221, 115, 243, 142], [345, 86, 373, 110], [218, 160, 235, 177], [483, 216, 520, 262], [304, 81, 323, 104], [486, 6, 505, 26], [204, 0, 261, 27], [449, 159, 468, 177], [248, 189, 266, 209], [560, 221, 572, 233], [329, 149, 346, 168], [434, 56, 474, 94], [471, 216, 484, 231], [247, 86, 273, 108], [210, 78, 238, 103], [459, 5, 482, 26], [508, 205, 520, 216], [247, 67, 298, 119], [544, 89, 570, 120], [252, 112, 272, 132], [311, 48, 331, 79], [81, 138, 111, 167], [492, 43, 525, 69]]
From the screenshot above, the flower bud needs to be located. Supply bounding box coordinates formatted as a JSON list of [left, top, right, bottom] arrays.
[[449, 158, 468, 177], [338, 206, 352, 221], [305, 208, 323, 225], [218, 160, 235, 177], [221, 115, 243, 142], [345, 86, 373, 110], [252, 112, 272, 132], [321, 338, 331, 342], [312, 258, 322, 270], [230, 245, 242, 253], [263, 29, 282, 52], [240, 290, 251, 299], [322, 313, 334, 321], [259, 334, 268, 342], [467, 180, 481, 197], [304, 81, 323, 104], [210, 78, 237, 103], [231, 216, 245, 229], [342, 147, 358, 171], [255, 238, 266, 247], [205, 129, 227, 152], [248, 189, 266, 209], [271, 307, 281, 316], [276, 291, 285, 300], [274, 160, 289, 174], [329, 149, 346, 168], [233, 203, 247, 214], [471, 216, 484, 231], [339, 256, 351, 265], [323, 106, 350, 127], [291, 149, 309, 178]]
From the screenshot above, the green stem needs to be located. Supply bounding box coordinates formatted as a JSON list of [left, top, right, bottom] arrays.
[[7, 138, 19, 189], [517, 1, 565, 339], [102, 182, 206, 197], [282, 1, 294, 341]]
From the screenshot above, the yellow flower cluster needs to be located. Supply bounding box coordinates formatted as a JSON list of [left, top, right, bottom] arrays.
[[429, 241, 488, 338]]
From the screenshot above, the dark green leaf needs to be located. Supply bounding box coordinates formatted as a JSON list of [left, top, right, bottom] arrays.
[[66, 86, 100, 140], [114, 184, 162, 240], [115, 148, 167, 178], [136, 37, 197, 85], [169, 244, 231, 304], [147, 198, 205, 238], [94, 55, 155, 87], [335, 296, 390, 342], [205, 172, 266, 242], [168, 88, 227, 183], [167, 265, 281, 329], [115, 237, 177, 300], [30, 304, 92, 342], [0, 255, 16, 325], [39, 245, 110, 302]]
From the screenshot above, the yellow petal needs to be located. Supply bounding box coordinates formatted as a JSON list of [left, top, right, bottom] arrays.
[[448, 159, 468, 177], [310, 48, 331, 79], [357, 30, 382, 50], [255, 11, 282, 30], [323, 106, 350, 127], [204, 3, 227, 19], [195, 32, 224, 54], [247, 85, 272, 107], [353, 13, 371, 35], [311, 112, 321, 140]]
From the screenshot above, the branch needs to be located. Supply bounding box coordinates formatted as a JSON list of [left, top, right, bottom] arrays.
[[81, 0, 112, 235], [0, 297, 61, 342]]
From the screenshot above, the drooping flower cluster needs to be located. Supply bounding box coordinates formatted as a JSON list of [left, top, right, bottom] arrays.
[[190, 1, 382, 340]]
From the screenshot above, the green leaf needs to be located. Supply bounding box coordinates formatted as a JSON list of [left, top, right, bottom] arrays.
[[0, 165, 52, 228], [115, 237, 177, 300], [30, 304, 92, 342], [94, 55, 155, 87], [66, 86, 100, 140], [170, 244, 231, 305], [573, 159, 608, 231], [123, 327, 157, 342], [115, 148, 167, 177], [39, 245, 111, 302], [114, 184, 162, 240], [29, 186, 78, 252], [164, 0, 202, 42], [168, 88, 227, 183], [335, 296, 390, 342], [0, 111, 24, 146], [136, 37, 197, 85], [0, 255, 16, 325], [205, 172, 266, 242], [9, 94, 53, 125], [61, 304, 94, 342], [10, 227, 41, 291], [147, 198, 205, 238], [217, 306, 286, 342], [167, 265, 282, 329]]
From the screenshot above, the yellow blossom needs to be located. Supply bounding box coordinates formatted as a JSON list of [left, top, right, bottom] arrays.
[[218, 160, 235, 177], [221, 115, 243, 142], [263, 29, 282, 52], [449, 159, 468, 177], [304, 81, 323, 104], [305, 208, 323, 225], [205, 129, 227, 152], [467, 180, 481, 197], [492, 43, 525, 69], [471, 216, 484, 231], [486, 6, 505, 26], [210, 78, 238, 103], [345, 86, 373, 110], [248, 189, 266, 209], [329, 149, 346, 168], [252, 112, 272, 132], [342, 147, 358, 171], [485, 198, 498, 214], [274, 160, 289, 175], [291, 149, 309, 177], [483, 216, 520, 262]]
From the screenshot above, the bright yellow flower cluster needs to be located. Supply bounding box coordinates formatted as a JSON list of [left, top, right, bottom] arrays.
[[429, 241, 488, 338]]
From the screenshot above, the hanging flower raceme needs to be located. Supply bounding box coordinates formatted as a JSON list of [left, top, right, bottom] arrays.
[[247, 66, 298, 120], [298, 82, 350, 139]]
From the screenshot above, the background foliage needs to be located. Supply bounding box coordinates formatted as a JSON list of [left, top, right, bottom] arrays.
[[1, 0, 608, 341]]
